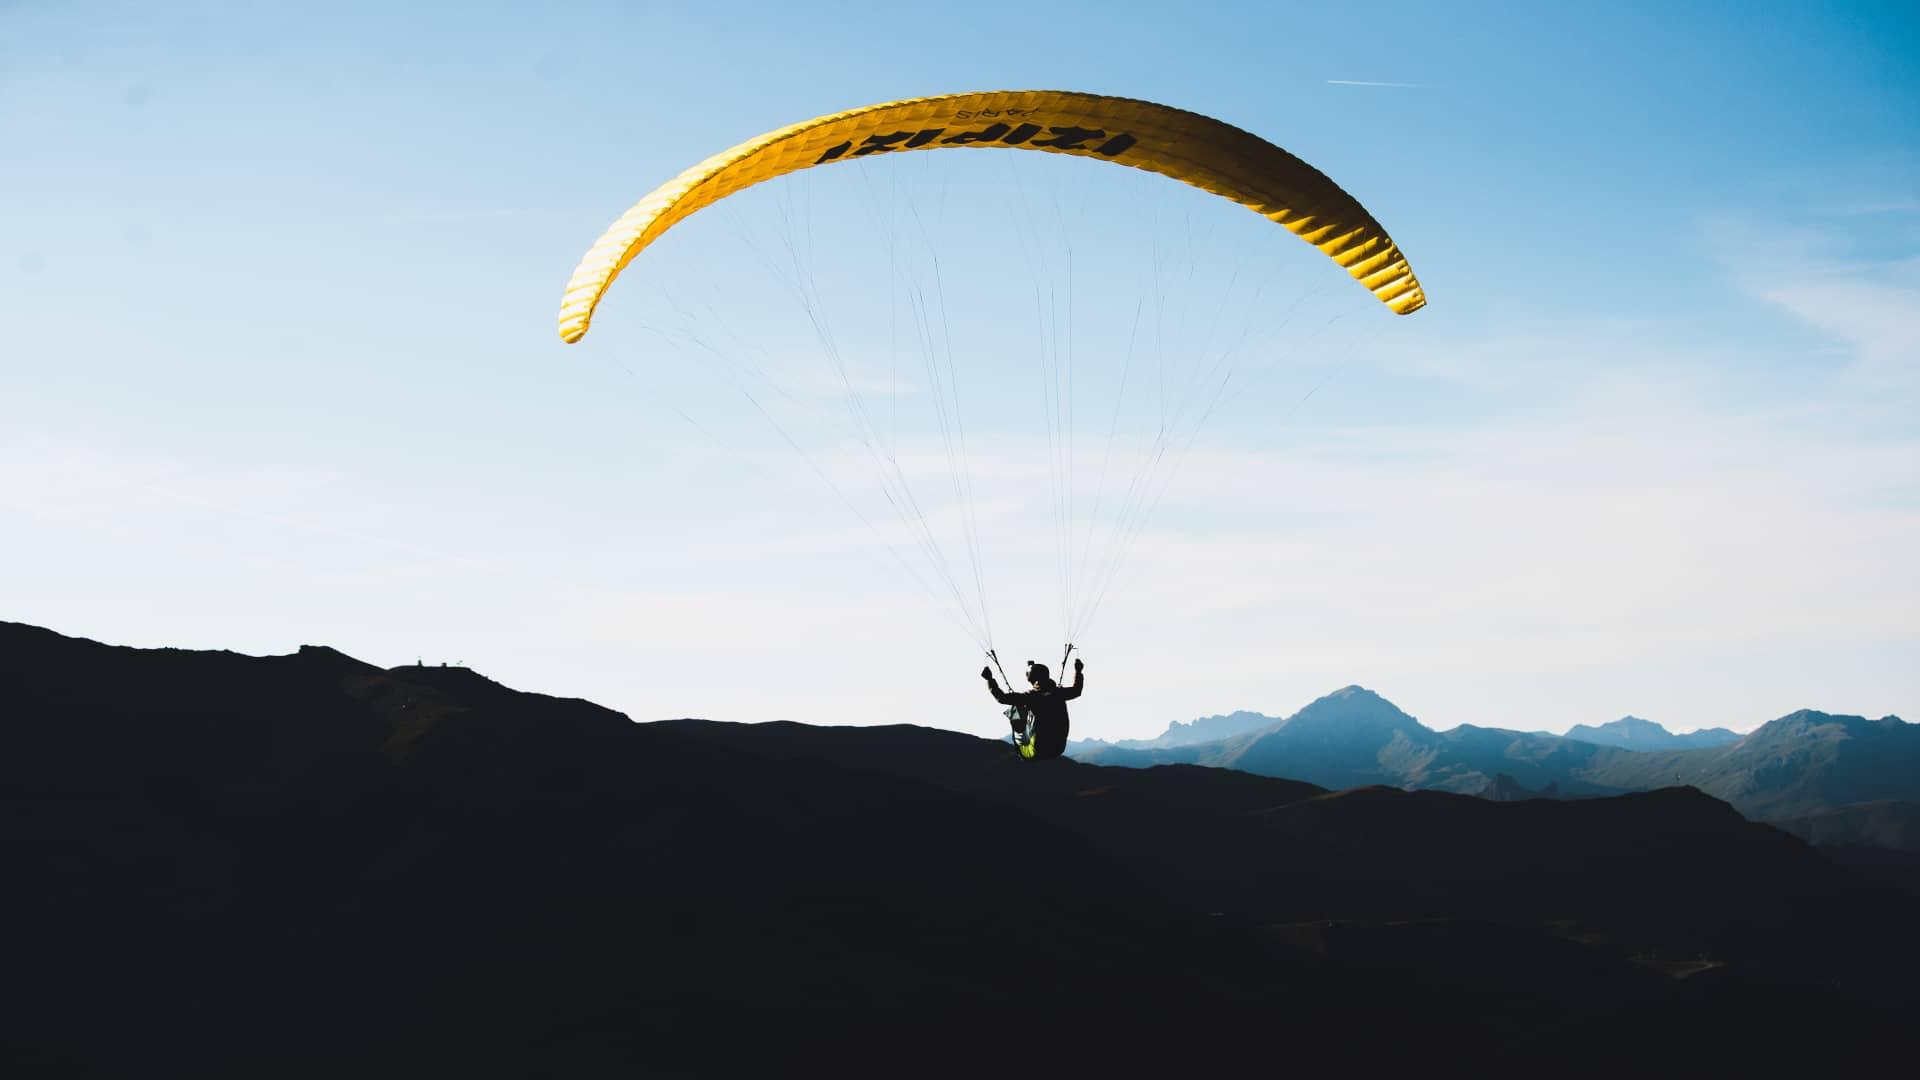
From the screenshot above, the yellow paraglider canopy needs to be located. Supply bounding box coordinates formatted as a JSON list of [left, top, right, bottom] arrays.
[[558, 90, 1425, 344]]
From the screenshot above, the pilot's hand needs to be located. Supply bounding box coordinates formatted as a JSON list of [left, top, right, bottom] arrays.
[[1074, 658, 1084, 674], [980, 665, 994, 680]]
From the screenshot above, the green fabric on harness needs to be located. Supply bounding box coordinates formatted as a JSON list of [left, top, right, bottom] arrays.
[[1008, 705, 1037, 759]]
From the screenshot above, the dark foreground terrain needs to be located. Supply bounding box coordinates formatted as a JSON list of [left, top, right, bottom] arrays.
[[3, 621, 1913, 1076]]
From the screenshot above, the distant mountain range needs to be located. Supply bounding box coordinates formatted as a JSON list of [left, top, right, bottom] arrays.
[[1077, 707, 1740, 756], [1072, 686, 1918, 845], [4, 618, 1917, 1072], [1094, 708, 1282, 750], [1559, 715, 1741, 750]]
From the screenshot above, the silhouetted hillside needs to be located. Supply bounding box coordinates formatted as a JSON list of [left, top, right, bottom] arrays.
[[3, 621, 1913, 1076], [1777, 799, 1920, 852], [1775, 800, 1920, 898]]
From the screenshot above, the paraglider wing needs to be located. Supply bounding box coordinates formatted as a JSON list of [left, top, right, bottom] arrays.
[[558, 89, 1426, 344]]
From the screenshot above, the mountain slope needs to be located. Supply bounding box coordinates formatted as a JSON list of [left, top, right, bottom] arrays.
[[4, 620, 1915, 1074], [1580, 710, 1920, 820]]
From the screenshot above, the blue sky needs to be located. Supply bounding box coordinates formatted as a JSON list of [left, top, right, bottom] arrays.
[[4, 1, 1916, 740]]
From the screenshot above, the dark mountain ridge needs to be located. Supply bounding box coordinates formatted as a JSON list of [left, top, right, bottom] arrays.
[[3, 621, 1913, 1075]]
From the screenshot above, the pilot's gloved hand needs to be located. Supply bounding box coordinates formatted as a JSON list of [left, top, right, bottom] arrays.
[[1074, 658, 1084, 674], [980, 665, 994, 681]]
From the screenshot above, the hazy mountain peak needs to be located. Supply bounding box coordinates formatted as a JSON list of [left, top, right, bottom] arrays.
[[1755, 709, 1868, 740], [1573, 716, 1667, 736], [1776, 708, 1844, 724], [1296, 684, 1410, 715], [1101, 708, 1280, 750], [1748, 709, 1913, 745], [1282, 685, 1424, 735], [1565, 715, 1740, 751]]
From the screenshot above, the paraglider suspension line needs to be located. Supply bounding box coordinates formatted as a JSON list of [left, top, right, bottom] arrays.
[[987, 649, 1013, 688]]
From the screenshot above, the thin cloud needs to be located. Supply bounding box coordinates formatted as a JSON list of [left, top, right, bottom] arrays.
[[1325, 79, 1432, 89], [383, 207, 557, 224], [1818, 198, 1920, 217], [141, 485, 504, 574], [1708, 212, 1920, 377]]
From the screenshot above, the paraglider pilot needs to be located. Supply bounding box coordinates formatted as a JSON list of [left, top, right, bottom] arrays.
[[981, 657, 1084, 760]]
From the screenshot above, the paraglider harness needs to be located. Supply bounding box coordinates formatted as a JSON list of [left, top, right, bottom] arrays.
[[1007, 700, 1038, 760], [992, 646, 1072, 761]]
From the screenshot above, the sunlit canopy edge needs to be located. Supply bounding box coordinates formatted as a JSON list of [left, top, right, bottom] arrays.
[[559, 89, 1426, 344]]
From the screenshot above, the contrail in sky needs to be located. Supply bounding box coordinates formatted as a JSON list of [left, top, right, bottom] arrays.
[[1325, 79, 1430, 88]]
